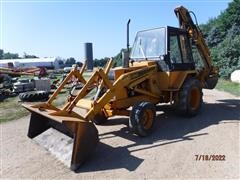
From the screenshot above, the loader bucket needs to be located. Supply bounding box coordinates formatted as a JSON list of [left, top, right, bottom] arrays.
[[27, 111, 99, 171], [22, 60, 114, 171]]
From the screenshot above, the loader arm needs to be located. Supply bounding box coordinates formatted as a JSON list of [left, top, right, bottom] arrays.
[[174, 6, 218, 89]]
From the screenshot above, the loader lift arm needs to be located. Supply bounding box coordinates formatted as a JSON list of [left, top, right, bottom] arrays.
[[174, 6, 218, 89]]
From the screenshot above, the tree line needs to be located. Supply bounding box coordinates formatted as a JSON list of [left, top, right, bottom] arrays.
[[93, 49, 124, 68], [0, 49, 38, 59]]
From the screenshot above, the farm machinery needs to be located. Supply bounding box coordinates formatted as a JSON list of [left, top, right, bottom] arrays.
[[23, 6, 218, 171]]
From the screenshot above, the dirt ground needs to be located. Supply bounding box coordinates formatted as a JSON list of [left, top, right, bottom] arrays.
[[1, 89, 239, 179]]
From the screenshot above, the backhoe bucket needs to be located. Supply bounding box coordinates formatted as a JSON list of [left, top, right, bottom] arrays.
[[26, 110, 99, 171], [205, 75, 218, 89]]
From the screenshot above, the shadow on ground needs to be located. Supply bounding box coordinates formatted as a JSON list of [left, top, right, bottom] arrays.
[[76, 98, 239, 173]]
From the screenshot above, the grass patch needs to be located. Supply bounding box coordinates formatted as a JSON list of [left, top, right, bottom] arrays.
[[0, 96, 29, 123], [215, 79, 240, 96], [82, 71, 92, 80], [0, 92, 69, 123], [52, 91, 68, 107]]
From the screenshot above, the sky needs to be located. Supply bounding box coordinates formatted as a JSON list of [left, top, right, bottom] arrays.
[[0, 0, 231, 62]]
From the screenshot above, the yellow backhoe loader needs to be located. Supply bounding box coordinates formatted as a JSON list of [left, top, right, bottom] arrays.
[[23, 6, 218, 171]]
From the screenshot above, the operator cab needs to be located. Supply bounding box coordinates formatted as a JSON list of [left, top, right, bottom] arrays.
[[130, 26, 195, 71]]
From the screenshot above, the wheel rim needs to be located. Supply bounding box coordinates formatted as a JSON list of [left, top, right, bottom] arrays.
[[189, 87, 201, 110], [142, 109, 154, 129]]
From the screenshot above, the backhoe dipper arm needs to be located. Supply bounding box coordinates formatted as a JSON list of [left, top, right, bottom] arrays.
[[174, 6, 218, 89], [174, 6, 216, 74]]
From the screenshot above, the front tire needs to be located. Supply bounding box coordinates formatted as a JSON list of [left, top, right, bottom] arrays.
[[129, 102, 156, 137]]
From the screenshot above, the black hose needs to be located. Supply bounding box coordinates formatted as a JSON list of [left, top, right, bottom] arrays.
[[189, 11, 198, 26]]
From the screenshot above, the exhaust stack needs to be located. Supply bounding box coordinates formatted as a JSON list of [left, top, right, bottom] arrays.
[[122, 19, 131, 68]]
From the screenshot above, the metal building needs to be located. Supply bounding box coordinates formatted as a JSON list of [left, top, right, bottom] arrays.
[[0, 57, 61, 69]]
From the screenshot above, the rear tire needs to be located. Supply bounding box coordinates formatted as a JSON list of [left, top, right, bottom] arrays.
[[175, 78, 203, 117], [129, 102, 156, 137]]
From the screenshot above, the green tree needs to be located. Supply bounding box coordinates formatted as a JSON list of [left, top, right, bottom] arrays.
[[65, 57, 76, 67], [3, 52, 19, 59], [113, 49, 123, 67], [217, 0, 240, 32], [206, 26, 224, 47], [211, 35, 240, 78], [93, 57, 108, 67], [200, 0, 240, 79]]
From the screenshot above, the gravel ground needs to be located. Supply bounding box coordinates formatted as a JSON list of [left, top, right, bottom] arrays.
[[1, 89, 239, 179]]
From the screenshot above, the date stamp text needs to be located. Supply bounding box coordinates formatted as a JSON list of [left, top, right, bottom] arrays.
[[195, 154, 225, 161]]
